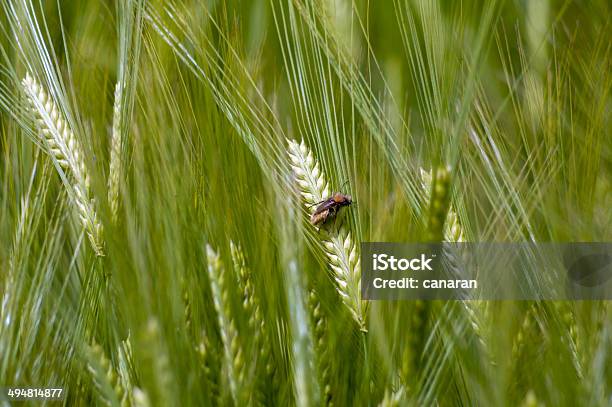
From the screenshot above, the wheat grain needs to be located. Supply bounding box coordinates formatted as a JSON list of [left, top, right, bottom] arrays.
[[108, 82, 123, 222], [287, 138, 366, 331], [22, 73, 104, 256]]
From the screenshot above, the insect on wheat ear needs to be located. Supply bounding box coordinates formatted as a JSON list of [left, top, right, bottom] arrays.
[[309, 189, 353, 228], [286, 139, 367, 329]]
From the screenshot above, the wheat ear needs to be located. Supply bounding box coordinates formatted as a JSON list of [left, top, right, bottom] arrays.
[[419, 167, 464, 242], [116, 336, 135, 406], [230, 241, 276, 380], [196, 332, 222, 405], [22, 73, 104, 256], [206, 244, 245, 404], [420, 167, 487, 347], [108, 82, 123, 222], [132, 388, 151, 407], [287, 139, 366, 331], [308, 290, 333, 405], [86, 342, 128, 406], [378, 387, 404, 407], [142, 318, 174, 405]]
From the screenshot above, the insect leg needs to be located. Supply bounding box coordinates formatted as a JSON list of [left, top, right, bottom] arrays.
[[332, 208, 341, 233]]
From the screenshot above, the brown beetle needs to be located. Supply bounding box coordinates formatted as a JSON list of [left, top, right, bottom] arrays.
[[310, 192, 353, 226]]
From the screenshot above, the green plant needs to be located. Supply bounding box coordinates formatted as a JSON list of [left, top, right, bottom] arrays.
[[0, 0, 610, 406], [21, 73, 104, 256], [287, 138, 366, 330]]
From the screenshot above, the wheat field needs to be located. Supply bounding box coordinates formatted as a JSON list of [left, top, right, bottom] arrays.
[[0, 0, 611, 406]]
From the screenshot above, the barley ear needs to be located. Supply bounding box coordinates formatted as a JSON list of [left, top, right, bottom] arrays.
[[378, 387, 404, 407], [309, 290, 333, 406], [420, 167, 487, 349], [142, 318, 174, 405], [132, 388, 151, 407], [196, 332, 222, 405], [420, 166, 464, 242], [287, 139, 367, 331], [420, 166, 453, 242], [230, 240, 277, 392], [206, 244, 245, 405], [108, 82, 123, 222], [22, 73, 104, 256], [116, 336, 136, 406], [86, 342, 125, 406]]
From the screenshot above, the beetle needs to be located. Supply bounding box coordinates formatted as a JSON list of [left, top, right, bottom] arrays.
[[310, 192, 353, 226]]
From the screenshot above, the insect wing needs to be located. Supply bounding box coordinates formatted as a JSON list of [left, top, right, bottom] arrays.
[[313, 198, 335, 215], [310, 208, 331, 225]]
